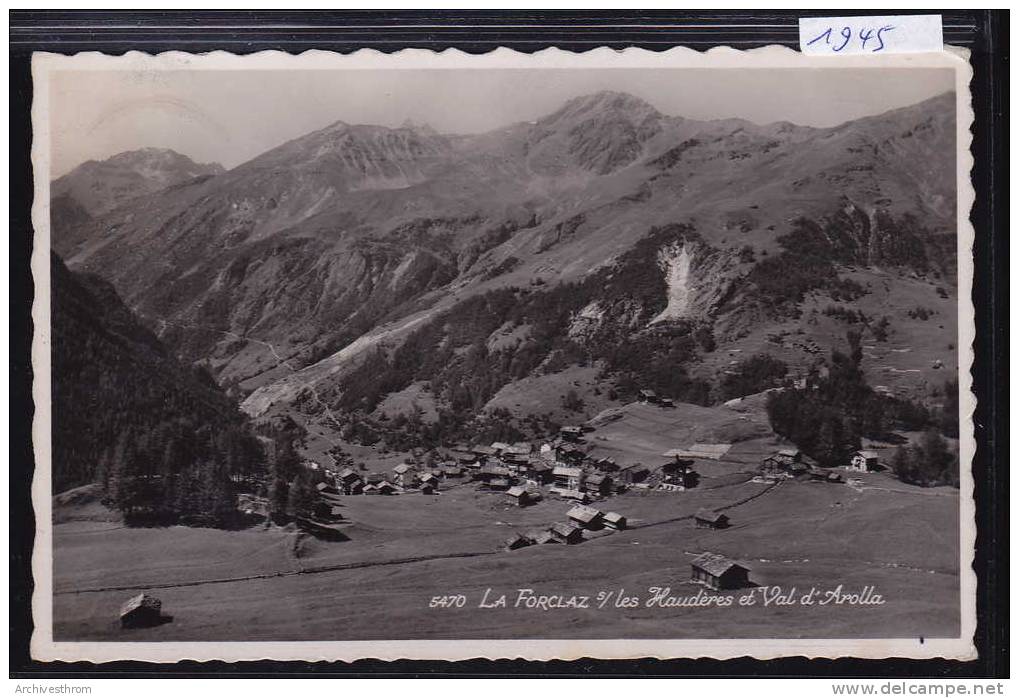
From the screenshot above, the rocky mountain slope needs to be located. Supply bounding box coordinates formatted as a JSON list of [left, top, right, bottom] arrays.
[[52, 91, 958, 433], [51, 148, 224, 249]]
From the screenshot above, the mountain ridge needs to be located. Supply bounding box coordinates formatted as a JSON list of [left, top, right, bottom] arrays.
[[51, 90, 958, 430]]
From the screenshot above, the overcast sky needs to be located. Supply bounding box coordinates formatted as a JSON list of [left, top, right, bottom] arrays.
[[48, 67, 955, 178]]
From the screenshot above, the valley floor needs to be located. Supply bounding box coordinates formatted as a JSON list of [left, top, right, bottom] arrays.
[[53, 467, 960, 643]]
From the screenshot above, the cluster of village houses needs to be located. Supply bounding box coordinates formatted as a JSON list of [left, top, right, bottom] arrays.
[[502, 502, 628, 550], [309, 420, 722, 504], [756, 447, 882, 485]]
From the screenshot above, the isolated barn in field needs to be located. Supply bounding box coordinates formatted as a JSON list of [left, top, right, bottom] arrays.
[[690, 553, 751, 590], [849, 450, 880, 472], [694, 509, 730, 529], [603, 511, 627, 530], [567, 504, 604, 530], [549, 522, 584, 545], [120, 594, 164, 629]]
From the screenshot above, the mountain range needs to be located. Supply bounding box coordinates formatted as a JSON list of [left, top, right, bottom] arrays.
[[51, 90, 958, 438]]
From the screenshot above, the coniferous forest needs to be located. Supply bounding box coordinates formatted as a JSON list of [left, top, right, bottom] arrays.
[[50, 253, 266, 525]]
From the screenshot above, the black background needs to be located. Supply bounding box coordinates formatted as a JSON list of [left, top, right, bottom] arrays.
[[9, 9, 1009, 679]]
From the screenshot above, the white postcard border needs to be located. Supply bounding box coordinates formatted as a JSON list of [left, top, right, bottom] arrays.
[[29, 44, 978, 663]]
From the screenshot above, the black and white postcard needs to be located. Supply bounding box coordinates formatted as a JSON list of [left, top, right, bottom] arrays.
[[30, 45, 976, 662]]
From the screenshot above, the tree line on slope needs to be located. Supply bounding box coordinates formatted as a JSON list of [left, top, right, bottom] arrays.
[[51, 253, 268, 526], [765, 330, 958, 486]]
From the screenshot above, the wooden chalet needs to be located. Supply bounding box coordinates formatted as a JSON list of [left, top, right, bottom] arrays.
[[533, 529, 561, 545], [315, 481, 338, 496], [560, 426, 585, 442], [549, 522, 584, 545], [504, 533, 532, 551], [554, 442, 586, 466], [762, 448, 802, 472], [638, 389, 659, 404], [690, 553, 751, 590], [567, 504, 604, 530], [622, 464, 650, 484], [477, 463, 512, 483], [849, 450, 880, 472], [525, 460, 554, 485], [120, 594, 164, 629], [584, 472, 613, 496], [553, 465, 584, 490], [487, 477, 512, 491], [662, 464, 699, 489], [442, 464, 464, 478], [694, 509, 730, 529], [506, 485, 541, 507], [392, 463, 416, 487], [603, 511, 627, 530]]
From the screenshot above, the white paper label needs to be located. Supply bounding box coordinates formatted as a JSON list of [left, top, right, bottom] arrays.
[[799, 15, 943, 55]]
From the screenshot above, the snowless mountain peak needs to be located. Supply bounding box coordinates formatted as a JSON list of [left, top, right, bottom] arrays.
[[555, 91, 662, 118], [52, 147, 225, 218]]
